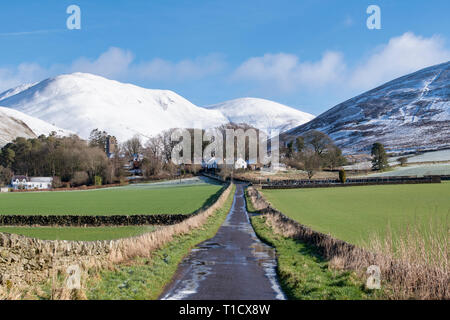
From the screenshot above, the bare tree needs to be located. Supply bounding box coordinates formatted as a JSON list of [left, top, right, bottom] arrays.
[[123, 135, 143, 157], [303, 130, 333, 156], [303, 151, 321, 180]]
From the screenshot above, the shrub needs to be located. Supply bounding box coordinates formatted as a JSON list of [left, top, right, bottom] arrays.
[[339, 169, 346, 183], [52, 176, 62, 188], [94, 175, 103, 186], [398, 156, 408, 166], [70, 171, 89, 187]]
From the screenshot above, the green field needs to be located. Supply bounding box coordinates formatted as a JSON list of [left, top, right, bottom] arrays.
[[261, 182, 450, 245], [0, 226, 157, 241], [0, 184, 223, 215]]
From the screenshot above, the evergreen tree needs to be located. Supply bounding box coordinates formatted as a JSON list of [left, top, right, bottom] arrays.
[[371, 142, 388, 170]]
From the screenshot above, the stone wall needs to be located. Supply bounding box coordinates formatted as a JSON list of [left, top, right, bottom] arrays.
[[0, 233, 114, 287], [261, 175, 441, 189], [0, 214, 191, 227]]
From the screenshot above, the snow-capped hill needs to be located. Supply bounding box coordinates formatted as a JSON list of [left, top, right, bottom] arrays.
[[0, 73, 229, 142], [285, 61, 450, 153], [0, 106, 72, 146], [0, 83, 37, 101], [207, 98, 315, 134]]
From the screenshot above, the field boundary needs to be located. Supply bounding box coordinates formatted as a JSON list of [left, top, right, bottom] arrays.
[[247, 187, 373, 265], [261, 175, 441, 189], [0, 183, 233, 293], [0, 183, 229, 227], [247, 186, 449, 299]]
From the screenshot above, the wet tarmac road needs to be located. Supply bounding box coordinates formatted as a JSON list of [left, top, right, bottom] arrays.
[[160, 183, 285, 300]]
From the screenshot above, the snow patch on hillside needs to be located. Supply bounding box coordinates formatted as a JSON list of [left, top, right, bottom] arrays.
[[0, 106, 72, 146]]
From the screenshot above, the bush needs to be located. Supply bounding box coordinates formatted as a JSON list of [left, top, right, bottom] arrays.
[[339, 169, 346, 183], [94, 175, 103, 186], [398, 156, 408, 166], [52, 176, 62, 188], [70, 171, 89, 187]]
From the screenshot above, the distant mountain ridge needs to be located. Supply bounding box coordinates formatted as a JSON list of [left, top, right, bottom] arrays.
[[207, 97, 314, 135], [0, 73, 228, 143], [0, 73, 313, 143], [284, 61, 450, 153]]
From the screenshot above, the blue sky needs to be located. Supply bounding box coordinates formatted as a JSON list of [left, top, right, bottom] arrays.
[[0, 0, 449, 115]]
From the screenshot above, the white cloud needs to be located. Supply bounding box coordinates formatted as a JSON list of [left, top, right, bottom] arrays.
[[136, 53, 226, 81], [0, 63, 51, 92], [0, 33, 449, 96], [71, 47, 134, 78], [0, 48, 226, 92], [70, 48, 225, 81], [232, 51, 346, 92], [350, 32, 450, 89], [232, 32, 450, 94]]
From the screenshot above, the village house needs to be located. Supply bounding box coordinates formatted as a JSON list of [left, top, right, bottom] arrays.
[[234, 157, 248, 170], [11, 176, 53, 190]]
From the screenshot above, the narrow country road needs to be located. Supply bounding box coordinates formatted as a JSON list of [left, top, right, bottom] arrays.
[[160, 183, 285, 300]]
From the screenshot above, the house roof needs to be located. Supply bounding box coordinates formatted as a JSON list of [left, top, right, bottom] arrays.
[[12, 175, 29, 182], [30, 177, 53, 183]]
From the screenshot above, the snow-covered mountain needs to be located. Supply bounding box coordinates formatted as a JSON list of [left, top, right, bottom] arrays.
[[207, 98, 314, 135], [284, 61, 450, 153], [0, 106, 72, 146], [0, 83, 36, 101], [0, 73, 229, 142], [0, 73, 315, 143]]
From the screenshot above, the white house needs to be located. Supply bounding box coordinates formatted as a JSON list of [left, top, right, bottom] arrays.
[[202, 157, 218, 169], [234, 158, 248, 170], [11, 176, 53, 190]]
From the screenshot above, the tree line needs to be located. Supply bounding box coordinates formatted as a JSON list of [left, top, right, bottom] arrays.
[[0, 126, 392, 187], [0, 133, 117, 187]]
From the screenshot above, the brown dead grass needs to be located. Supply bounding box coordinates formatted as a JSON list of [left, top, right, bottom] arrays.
[[235, 170, 339, 184]]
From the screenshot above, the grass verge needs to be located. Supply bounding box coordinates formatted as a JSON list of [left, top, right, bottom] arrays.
[[246, 189, 380, 300], [250, 216, 379, 299], [84, 184, 236, 300]]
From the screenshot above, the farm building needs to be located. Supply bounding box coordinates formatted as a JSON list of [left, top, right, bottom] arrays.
[[11, 176, 53, 190], [234, 158, 248, 169]]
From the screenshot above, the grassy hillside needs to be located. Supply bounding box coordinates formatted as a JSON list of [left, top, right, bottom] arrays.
[[262, 182, 450, 245]]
